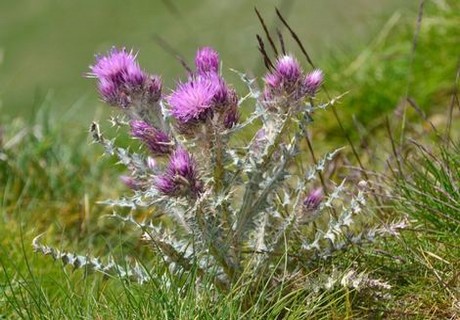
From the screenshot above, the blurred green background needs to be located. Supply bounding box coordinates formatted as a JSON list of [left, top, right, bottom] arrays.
[[0, 0, 416, 125]]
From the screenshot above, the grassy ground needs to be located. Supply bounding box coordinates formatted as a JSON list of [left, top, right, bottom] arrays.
[[1, 1, 460, 318]]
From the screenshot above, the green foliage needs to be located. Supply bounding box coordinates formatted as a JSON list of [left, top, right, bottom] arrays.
[[324, 0, 459, 138], [395, 140, 460, 235], [1, 244, 349, 319], [0, 103, 118, 234]]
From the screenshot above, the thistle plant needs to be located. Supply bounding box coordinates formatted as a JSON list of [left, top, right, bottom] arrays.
[[33, 31, 406, 295]]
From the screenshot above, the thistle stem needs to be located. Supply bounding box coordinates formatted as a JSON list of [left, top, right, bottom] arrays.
[[235, 114, 293, 243]]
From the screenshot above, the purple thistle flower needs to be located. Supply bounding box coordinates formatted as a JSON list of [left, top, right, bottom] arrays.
[[154, 175, 177, 196], [303, 69, 324, 96], [303, 188, 323, 212], [168, 76, 225, 125], [195, 47, 220, 76], [264, 73, 282, 91], [88, 47, 163, 112], [263, 55, 323, 110], [169, 47, 238, 132], [211, 75, 231, 106], [89, 48, 146, 107], [90, 48, 145, 86], [274, 55, 302, 83], [155, 148, 203, 198], [130, 120, 172, 156], [263, 55, 303, 107], [264, 55, 302, 95]]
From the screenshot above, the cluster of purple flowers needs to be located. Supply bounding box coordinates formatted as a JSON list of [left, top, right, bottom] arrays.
[[263, 55, 323, 110], [89, 47, 236, 198], [168, 47, 239, 133], [89, 46, 324, 200]]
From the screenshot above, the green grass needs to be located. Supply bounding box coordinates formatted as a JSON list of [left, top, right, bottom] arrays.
[[1, 1, 460, 318], [395, 140, 460, 234], [319, 0, 459, 142]]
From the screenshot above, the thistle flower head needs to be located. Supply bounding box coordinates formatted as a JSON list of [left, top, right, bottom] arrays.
[[90, 48, 144, 85], [169, 47, 239, 133], [88, 47, 163, 111], [155, 148, 203, 198], [263, 55, 305, 107], [262, 55, 324, 110], [89, 48, 146, 107], [263, 73, 282, 91], [304, 69, 323, 96], [274, 55, 302, 83], [264, 55, 302, 91], [303, 188, 323, 212], [195, 47, 220, 75], [168, 75, 230, 126], [130, 120, 172, 156]]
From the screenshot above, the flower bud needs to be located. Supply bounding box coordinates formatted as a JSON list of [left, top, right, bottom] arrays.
[[298, 188, 324, 224], [130, 120, 172, 156], [303, 188, 323, 212], [303, 69, 323, 96], [155, 148, 203, 198], [195, 47, 220, 75]]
